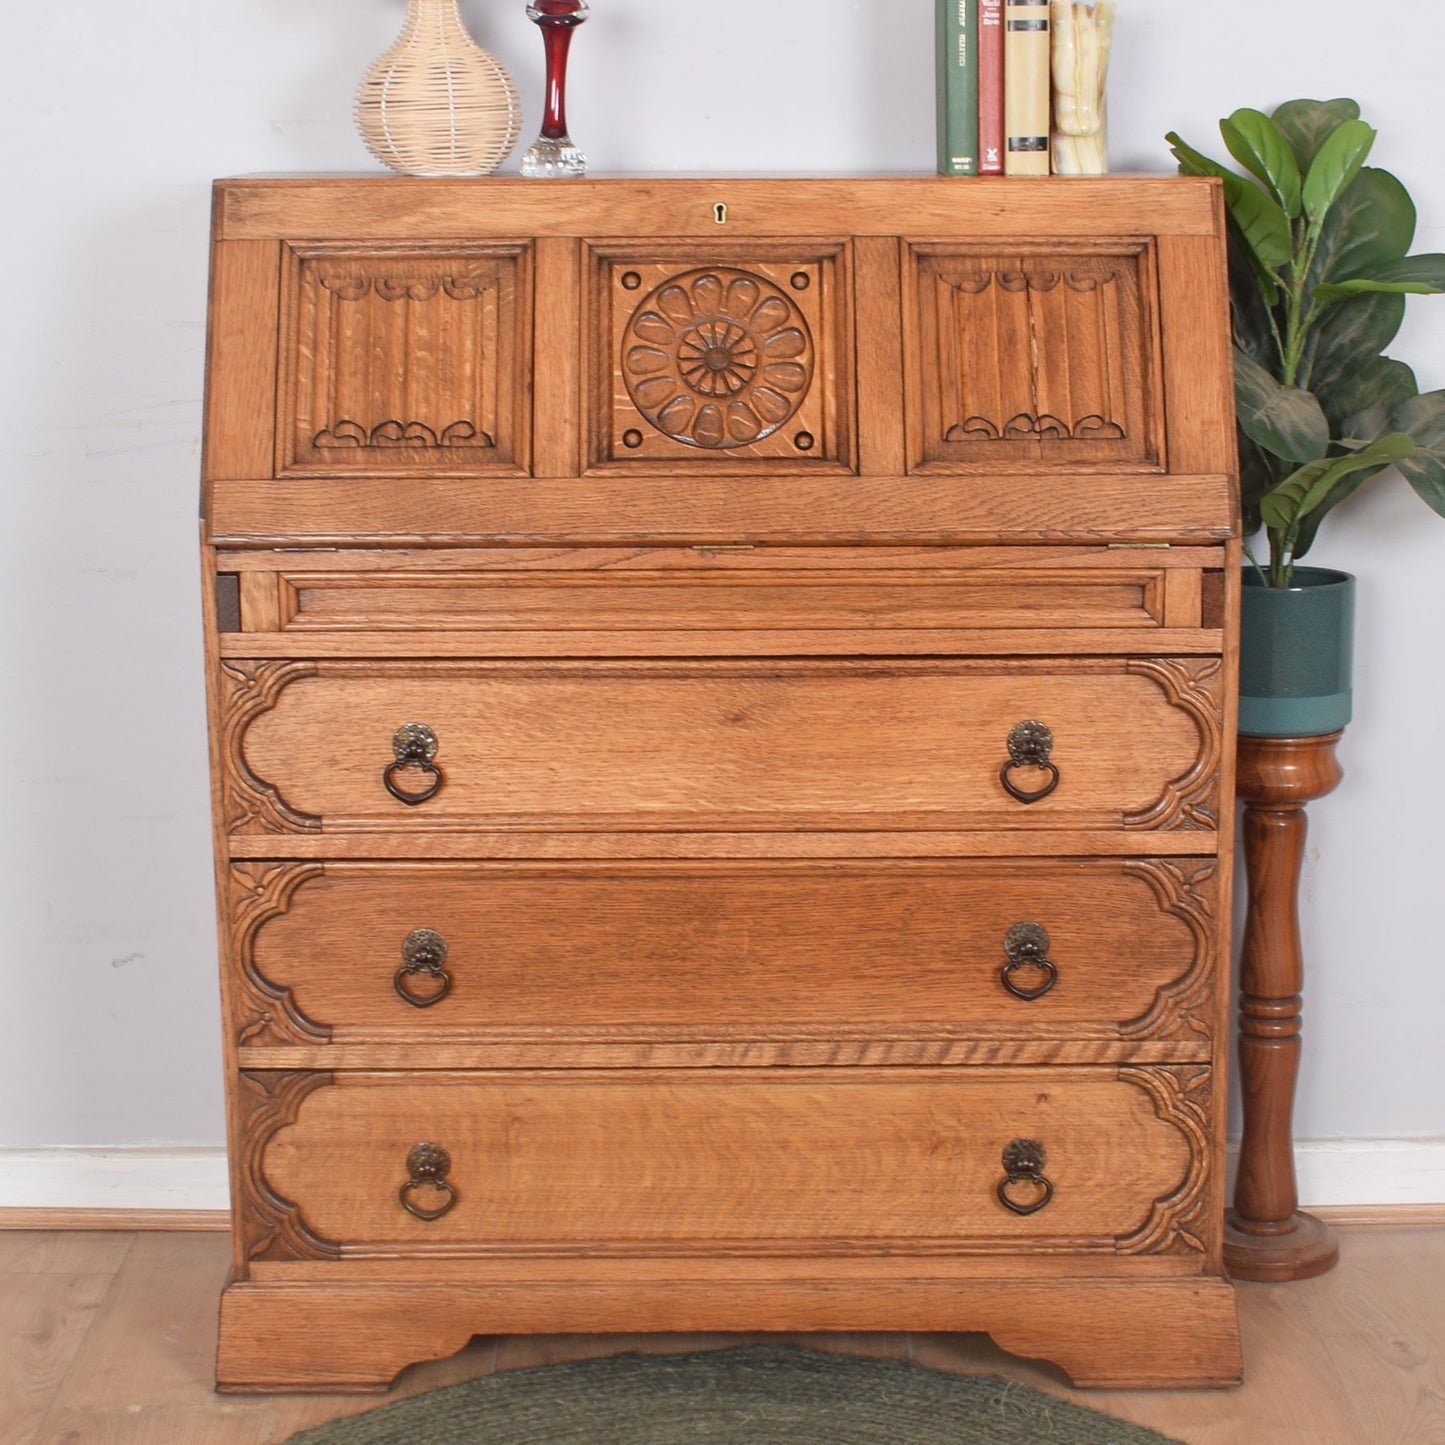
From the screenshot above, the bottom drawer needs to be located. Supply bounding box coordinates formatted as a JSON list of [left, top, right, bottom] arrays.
[[240, 1067, 1211, 1262]]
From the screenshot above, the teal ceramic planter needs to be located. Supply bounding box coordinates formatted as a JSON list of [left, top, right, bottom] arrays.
[[1239, 567, 1354, 738]]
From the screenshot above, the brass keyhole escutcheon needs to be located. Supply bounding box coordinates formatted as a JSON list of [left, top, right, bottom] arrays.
[[714, 202, 728, 224]]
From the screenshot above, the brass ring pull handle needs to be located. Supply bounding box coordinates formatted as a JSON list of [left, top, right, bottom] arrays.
[[394, 928, 452, 1009], [1000, 720, 1060, 804], [997, 1138, 1054, 1216], [1001, 921, 1058, 1001], [399, 1142, 457, 1221], [384, 723, 444, 806]]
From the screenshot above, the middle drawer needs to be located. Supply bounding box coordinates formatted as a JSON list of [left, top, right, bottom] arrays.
[[223, 656, 1220, 836], [228, 858, 1216, 1052]]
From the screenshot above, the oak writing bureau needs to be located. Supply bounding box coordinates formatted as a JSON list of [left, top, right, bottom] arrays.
[[201, 176, 1243, 1390]]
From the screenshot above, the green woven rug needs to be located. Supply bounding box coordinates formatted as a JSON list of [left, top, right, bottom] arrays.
[[283, 1343, 1184, 1444]]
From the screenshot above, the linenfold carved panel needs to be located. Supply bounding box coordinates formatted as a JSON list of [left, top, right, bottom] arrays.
[[591, 245, 851, 470], [279, 243, 531, 476], [909, 243, 1163, 472]]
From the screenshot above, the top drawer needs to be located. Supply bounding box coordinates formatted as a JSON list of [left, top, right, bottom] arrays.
[[219, 656, 1222, 840], [203, 178, 1236, 546]]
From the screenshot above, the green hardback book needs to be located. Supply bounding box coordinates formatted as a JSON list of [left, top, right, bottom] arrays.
[[936, 0, 979, 175]]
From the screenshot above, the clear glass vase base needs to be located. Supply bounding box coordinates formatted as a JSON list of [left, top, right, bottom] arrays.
[[520, 137, 588, 178]]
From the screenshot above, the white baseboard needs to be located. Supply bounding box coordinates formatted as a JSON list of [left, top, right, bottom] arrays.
[[1227, 1137, 1445, 1209], [1, 1139, 1442, 1216], [0, 1148, 230, 1212]]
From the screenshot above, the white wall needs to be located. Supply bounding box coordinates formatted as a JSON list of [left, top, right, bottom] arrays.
[[2, 0, 1441, 1194]]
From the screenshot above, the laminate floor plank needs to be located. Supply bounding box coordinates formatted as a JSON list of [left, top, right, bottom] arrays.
[[910, 1277, 1370, 1445], [0, 1272, 124, 1445], [44, 1234, 236, 1412], [1308, 1229, 1445, 1444], [0, 1232, 135, 1276], [33, 1406, 278, 1445]]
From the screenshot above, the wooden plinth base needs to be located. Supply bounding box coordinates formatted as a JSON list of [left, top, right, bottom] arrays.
[[1224, 1209, 1340, 1283], [217, 1275, 1243, 1393]]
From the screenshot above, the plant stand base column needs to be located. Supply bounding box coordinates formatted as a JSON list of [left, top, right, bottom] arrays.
[[1224, 731, 1342, 1283]]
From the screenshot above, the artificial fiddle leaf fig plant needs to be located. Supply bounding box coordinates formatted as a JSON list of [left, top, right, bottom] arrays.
[[1166, 98, 1445, 585]]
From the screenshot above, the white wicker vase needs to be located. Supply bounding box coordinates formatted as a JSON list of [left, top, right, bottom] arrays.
[[356, 0, 522, 177]]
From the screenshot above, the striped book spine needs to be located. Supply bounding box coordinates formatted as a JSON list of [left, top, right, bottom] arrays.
[[936, 0, 979, 175], [1004, 0, 1050, 176]]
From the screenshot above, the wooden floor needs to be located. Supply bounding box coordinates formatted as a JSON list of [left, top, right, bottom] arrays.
[[3, 1226, 1442, 1444]]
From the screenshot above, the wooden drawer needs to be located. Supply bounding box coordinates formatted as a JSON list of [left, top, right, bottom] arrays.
[[240, 1067, 1209, 1261], [222, 657, 1221, 836], [230, 859, 1217, 1053], [218, 546, 1215, 643]]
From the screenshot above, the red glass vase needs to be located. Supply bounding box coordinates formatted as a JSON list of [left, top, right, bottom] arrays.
[[520, 0, 589, 178]]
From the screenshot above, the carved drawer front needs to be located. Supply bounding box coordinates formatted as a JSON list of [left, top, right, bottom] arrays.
[[241, 1066, 1211, 1261], [908, 243, 1163, 473], [223, 657, 1220, 836], [279, 243, 531, 476], [234, 550, 1200, 639], [231, 859, 1215, 1052], [592, 245, 850, 471]]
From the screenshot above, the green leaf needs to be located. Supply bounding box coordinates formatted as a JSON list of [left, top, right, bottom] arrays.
[[1317, 355, 1418, 435], [1391, 390, 1445, 515], [1271, 98, 1361, 171], [1234, 347, 1329, 462], [1259, 432, 1415, 532], [1166, 131, 1233, 182], [1223, 173, 1294, 272], [1222, 108, 1303, 216], [1301, 291, 1406, 397], [1229, 221, 1283, 333], [1370, 253, 1445, 287], [1315, 277, 1445, 301], [1167, 129, 1293, 272], [1238, 431, 1281, 518], [1307, 169, 1415, 292], [1291, 467, 1384, 559], [1302, 119, 1377, 222]]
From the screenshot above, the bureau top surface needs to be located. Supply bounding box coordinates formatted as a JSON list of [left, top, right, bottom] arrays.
[[212, 174, 1224, 242]]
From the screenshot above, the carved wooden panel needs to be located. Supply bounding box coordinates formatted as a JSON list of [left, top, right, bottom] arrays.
[[230, 863, 331, 1047], [908, 242, 1163, 472], [236, 1070, 341, 1263], [589, 244, 851, 470], [1118, 1064, 1215, 1255], [279, 243, 531, 476]]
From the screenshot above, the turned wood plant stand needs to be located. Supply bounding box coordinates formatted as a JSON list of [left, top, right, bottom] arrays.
[[1224, 731, 1343, 1282]]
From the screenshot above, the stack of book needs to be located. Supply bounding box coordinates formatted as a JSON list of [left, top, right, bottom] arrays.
[[937, 0, 1113, 177]]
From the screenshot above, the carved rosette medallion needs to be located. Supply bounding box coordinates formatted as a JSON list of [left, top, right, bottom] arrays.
[[622, 269, 814, 448]]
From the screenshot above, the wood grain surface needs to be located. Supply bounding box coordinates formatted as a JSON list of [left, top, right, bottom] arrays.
[[249, 1067, 1198, 1256], [229, 657, 1212, 834], [199, 175, 1240, 1392], [230, 858, 1213, 1049]]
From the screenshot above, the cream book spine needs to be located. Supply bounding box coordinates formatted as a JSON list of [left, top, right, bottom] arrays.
[[1004, 0, 1051, 176]]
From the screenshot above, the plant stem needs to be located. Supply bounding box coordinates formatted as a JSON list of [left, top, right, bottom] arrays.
[[1242, 539, 1270, 587]]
